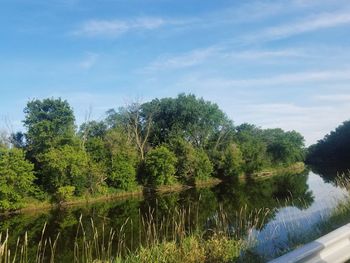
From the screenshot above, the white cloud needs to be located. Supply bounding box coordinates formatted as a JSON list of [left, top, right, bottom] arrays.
[[314, 94, 350, 102], [145, 47, 308, 72], [244, 11, 350, 42], [79, 52, 99, 69], [146, 47, 221, 71], [179, 69, 350, 89], [72, 17, 167, 37]]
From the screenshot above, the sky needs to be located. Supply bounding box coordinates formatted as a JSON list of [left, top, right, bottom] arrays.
[[1, 0, 350, 146]]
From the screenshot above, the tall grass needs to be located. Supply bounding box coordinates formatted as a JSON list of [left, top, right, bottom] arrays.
[[0, 204, 271, 263]]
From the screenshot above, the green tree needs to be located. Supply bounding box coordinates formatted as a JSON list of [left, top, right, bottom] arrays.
[[192, 148, 213, 181], [24, 98, 76, 157], [144, 146, 177, 186], [0, 148, 36, 210], [221, 143, 243, 178], [168, 137, 213, 183], [142, 94, 231, 148], [307, 120, 350, 164], [262, 128, 305, 165], [236, 124, 267, 174], [105, 128, 138, 190], [39, 145, 89, 196]]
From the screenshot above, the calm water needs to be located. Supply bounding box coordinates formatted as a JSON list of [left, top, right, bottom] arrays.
[[0, 167, 348, 262]]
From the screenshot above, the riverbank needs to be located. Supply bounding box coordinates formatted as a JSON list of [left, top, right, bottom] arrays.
[[252, 162, 305, 179], [1, 163, 303, 215], [1, 178, 223, 216]]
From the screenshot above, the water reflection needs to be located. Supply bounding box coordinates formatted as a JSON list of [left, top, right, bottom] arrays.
[[0, 168, 348, 262]]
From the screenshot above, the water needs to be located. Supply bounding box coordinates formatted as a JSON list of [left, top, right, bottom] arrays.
[[0, 167, 348, 262]]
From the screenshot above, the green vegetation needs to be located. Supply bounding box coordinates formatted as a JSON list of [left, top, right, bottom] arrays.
[[307, 120, 350, 165], [0, 204, 269, 263], [0, 94, 305, 211]]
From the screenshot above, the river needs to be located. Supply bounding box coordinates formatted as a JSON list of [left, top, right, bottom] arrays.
[[0, 167, 348, 262]]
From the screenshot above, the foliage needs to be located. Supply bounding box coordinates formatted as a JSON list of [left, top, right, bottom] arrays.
[[56, 185, 75, 202], [192, 148, 213, 181], [39, 145, 89, 195], [142, 93, 232, 148], [0, 94, 307, 211], [307, 120, 350, 164], [144, 146, 177, 186], [23, 98, 76, 157], [0, 148, 36, 210], [219, 143, 244, 178], [167, 137, 213, 183], [105, 128, 138, 190], [236, 124, 268, 174], [262, 128, 305, 165]]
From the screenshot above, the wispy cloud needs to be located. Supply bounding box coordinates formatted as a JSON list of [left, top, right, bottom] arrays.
[[146, 47, 221, 71], [145, 47, 308, 72], [79, 52, 99, 69], [72, 17, 169, 37], [174, 68, 350, 90], [244, 11, 350, 42], [315, 94, 350, 102]]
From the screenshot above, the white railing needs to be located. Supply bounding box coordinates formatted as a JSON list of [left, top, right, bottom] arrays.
[[269, 223, 350, 263]]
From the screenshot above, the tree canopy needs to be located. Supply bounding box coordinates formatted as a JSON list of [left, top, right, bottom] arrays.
[[307, 120, 350, 164], [0, 94, 306, 211]]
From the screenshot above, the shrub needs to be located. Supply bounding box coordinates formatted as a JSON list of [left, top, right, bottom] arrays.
[[144, 146, 177, 186], [0, 148, 36, 210], [56, 186, 75, 202], [39, 145, 89, 195], [192, 149, 213, 181], [105, 128, 138, 191]]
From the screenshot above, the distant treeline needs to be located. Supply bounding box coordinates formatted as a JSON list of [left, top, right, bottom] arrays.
[[0, 94, 305, 211], [307, 120, 350, 165]]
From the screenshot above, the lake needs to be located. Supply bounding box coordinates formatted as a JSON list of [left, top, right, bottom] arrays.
[[0, 167, 348, 262]]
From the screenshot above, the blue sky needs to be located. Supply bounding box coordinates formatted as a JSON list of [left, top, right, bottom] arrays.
[[1, 0, 350, 145]]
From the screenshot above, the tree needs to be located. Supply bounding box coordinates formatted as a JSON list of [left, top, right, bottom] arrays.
[[144, 146, 177, 186], [192, 148, 213, 181], [142, 94, 231, 148], [0, 148, 36, 210], [307, 120, 350, 164], [105, 128, 138, 190], [236, 124, 267, 174], [219, 143, 243, 178], [39, 145, 89, 196], [262, 128, 305, 165], [167, 137, 213, 183], [23, 98, 76, 159]]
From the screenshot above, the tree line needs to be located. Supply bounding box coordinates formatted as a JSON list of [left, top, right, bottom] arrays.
[[307, 120, 350, 165], [0, 94, 305, 210]]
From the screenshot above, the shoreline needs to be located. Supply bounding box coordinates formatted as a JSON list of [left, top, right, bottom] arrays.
[[1, 178, 222, 216], [1, 163, 304, 216]]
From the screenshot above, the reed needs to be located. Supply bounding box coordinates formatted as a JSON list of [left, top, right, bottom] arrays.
[[0, 202, 272, 263]]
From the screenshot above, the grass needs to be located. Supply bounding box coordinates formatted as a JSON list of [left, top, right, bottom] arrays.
[[0, 203, 272, 263], [253, 162, 305, 179]]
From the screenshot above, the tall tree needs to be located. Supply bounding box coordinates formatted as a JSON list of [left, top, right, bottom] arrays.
[[142, 93, 231, 148], [23, 98, 76, 159]]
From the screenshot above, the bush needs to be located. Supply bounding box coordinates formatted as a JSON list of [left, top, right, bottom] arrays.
[[56, 186, 75, 202], [193, 149, 213, 181], [0, 148, 36, 210], [168, 137, 213, 183], [105, 128, 138, 191], [39, 145, 89, 195], [144, 146, 177, 186], [221, 144, 243, 178]]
